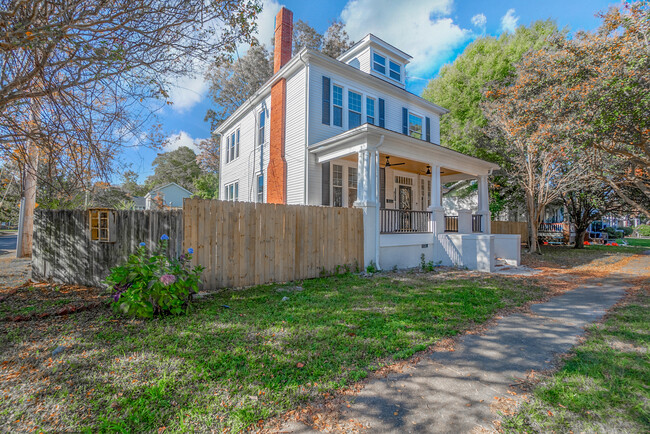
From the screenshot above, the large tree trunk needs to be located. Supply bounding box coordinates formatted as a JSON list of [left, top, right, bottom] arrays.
[[526, 192, 540, 254], [574, 228, 586, 249], [18, 147, 38, 257]]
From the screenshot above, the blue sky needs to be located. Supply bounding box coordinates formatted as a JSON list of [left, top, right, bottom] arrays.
[[122, 0, 619, 183]]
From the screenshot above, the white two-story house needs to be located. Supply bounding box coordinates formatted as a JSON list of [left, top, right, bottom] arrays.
[[216, 7, 520, 271]]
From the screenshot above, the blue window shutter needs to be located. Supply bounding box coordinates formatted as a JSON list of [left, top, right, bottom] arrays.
[[378, 98, 385, 128], [402, 107, 408, 135], [322, 76, 330, 125], [322, 162, 330, 205], [426, 117, 431, 142]]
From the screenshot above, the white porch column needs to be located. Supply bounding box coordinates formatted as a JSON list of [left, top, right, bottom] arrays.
[[428, 165, 445, 234], [355, 149, 378, 269], [457, 209, 472, 234], [477, 175, 491, 234]]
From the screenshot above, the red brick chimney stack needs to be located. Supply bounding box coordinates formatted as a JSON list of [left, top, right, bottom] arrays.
[[273, 8, 293, 73], [267, 7, 293, 204]]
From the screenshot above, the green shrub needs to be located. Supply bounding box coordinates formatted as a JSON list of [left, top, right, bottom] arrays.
[[106, 234, 204, 318], [636, 224, 650, 236], [618, 226, 633, 237]]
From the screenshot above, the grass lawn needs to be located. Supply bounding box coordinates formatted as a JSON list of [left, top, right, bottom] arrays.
[[523, 240, 649, 270], [0, 270, 549, 432], [502, 288, 650, 433]]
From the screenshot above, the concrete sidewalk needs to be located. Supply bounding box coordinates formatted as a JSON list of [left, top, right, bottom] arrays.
[[282, 254, 649, 433]]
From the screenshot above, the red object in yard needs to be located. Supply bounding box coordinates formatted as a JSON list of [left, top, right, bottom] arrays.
[[612, 242, 619, 246], [584, 241, 590, 245], [543, 241, 549, 245]]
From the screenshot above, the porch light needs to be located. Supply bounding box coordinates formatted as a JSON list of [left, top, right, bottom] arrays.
[[426, 165, 431, 175]]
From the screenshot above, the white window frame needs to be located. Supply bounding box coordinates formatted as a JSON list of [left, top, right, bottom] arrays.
[[332, 84, 344, 128], [348, 90, 362, 129], [256, 174, 264, 203], [366, 96, 376, 125], [371, 49, 403, 84], [389, 60, 401, 81], [225, 181, 239, 201], [226, 128, 240, 163], [408, 111, 424, 140], [330, 160, 358, 208], [372, 52, 386, 75]]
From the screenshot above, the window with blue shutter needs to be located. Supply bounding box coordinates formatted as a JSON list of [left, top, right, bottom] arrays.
[[378, 98, 385, 128], [333, 85, 343, 127], [402, 107, 408, 135], [322, 76, 330, 125], [426, 117, 431, 142]]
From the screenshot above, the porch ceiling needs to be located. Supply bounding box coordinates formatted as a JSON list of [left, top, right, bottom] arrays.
[[340, 153, 469, 179], [309, 124, 499, 177]]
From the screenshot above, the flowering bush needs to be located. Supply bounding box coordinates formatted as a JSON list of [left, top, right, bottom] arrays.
[[105, 235, 204, 318]]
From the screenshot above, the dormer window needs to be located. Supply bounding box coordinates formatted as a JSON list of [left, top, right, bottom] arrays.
[[372, 53, 386, 74], [389, 61, 401, 81]]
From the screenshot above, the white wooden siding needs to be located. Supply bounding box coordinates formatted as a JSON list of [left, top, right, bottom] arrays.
[[285, 68, 307, 204]]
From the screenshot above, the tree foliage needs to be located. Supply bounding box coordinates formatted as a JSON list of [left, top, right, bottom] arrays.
[[0, 0, 260, 196], [422, 20, 561, 159], [146, 146, 203, 192], [205, 19, 353, 130], [204, 44, 272, 130]]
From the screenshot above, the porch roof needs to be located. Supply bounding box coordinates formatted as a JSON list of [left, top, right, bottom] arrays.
[[308, 124, 500, 177]]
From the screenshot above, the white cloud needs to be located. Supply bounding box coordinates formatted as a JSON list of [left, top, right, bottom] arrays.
[[167, 75, 209, 113], [500, 8, 519, 33], [254, 0, 283, 48], [340, 0, 470, 76], [471, 13, 487, 30], [163, 131, 206, 152]]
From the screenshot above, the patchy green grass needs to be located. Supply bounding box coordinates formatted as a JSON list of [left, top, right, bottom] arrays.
[[0, 271, 547, 432], [523, 243, 646, 270], [623, 238, 650, 249], [503, 289, 650, 433]]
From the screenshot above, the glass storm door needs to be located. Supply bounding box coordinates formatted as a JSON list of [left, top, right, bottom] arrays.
[[399, 185, 412, 231]]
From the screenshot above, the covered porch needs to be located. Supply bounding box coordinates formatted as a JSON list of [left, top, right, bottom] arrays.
[[309, 124, 520, 272]]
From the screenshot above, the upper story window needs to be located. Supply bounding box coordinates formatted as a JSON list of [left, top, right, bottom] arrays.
[[372, 53, 386, 75], [226, 129, 240, 163], [366, 97, 375, 125], [389, 61, 401, 81], [348, 91, 362, 129], [258, 111, 265, 146], [333, 85, 343, 127], [408, 113, 423, 139]]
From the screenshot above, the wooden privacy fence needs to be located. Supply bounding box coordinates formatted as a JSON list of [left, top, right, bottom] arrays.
[[492, 221, 528, 245], [183, 199, 364, 289], [32, 209, 183, 287]]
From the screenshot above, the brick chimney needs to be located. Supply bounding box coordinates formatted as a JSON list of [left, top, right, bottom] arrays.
[[267, 7, 293, 204]]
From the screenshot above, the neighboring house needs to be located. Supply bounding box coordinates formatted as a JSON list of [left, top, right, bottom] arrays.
[[144, 183, 192, 210], [216, 7, 519, 271], [132, 196, 146, 210]]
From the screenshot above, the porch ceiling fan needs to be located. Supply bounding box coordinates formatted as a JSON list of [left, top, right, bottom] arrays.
[[384, 156, 405, 167]]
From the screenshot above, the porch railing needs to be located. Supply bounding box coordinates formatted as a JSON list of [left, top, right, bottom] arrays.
[[380, 209, 431, 234], [444, 215, 458, 232], [472, 214, 482, 233]]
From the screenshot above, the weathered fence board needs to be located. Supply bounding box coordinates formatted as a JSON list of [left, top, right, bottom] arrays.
[[492, 221, 529, 245], [33, 209, 183, 287], [183, 199, 364, 289]]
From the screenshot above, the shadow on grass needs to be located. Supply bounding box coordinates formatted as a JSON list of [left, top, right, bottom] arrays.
[[0, 271, 548, 432]]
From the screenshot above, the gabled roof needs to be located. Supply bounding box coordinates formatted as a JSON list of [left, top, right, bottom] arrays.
[[144, 182, 193, 198], [337, 34, 413, 64]]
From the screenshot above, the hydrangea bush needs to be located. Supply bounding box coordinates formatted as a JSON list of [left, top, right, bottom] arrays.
[[105, 235, 204, 318]]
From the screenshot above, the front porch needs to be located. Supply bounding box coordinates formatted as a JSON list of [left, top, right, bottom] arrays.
[[309, 124, 521, 272]]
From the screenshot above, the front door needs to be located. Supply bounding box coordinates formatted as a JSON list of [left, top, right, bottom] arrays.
[[399, 185, 412, 210], [399, 186, 412, 231]]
